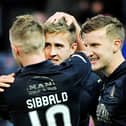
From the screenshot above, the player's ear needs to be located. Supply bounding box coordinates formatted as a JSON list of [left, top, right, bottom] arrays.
[[71, 42, 77, 53], [113, 39, 122, 53], [11, 44, 21, 56]]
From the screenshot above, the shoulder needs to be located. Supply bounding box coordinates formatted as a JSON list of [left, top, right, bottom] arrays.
[[84, 72, 103, 94], [60, 52, 91, 76], [65, 52, 91, 71], [70, 52, 90, 64]]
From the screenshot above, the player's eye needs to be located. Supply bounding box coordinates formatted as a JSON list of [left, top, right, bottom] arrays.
[[91, 43, 100, 47], [55, 43, 64, 48], [84, 43, 88, 47], [45, 43, 51, 48]]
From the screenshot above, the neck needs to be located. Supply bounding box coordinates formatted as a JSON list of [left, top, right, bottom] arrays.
[[21, 53, 46, 67]]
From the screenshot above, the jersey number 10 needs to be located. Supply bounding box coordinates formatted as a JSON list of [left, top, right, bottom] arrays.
[[29, 104, 72, 126]]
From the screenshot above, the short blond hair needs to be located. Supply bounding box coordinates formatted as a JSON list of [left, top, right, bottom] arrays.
[[44, 17, 77, 45], [9, 14, 45, 54], [81, 14, 125, 43]]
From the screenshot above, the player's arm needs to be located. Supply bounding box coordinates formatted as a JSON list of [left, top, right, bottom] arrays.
[[79, 72, 103, 126], [0, 73, 15, 92]]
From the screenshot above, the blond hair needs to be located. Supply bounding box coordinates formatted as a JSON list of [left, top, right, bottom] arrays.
[[44, 17, 77, 45], [81, 14, 125, 44], [9, 14, 45, 54]]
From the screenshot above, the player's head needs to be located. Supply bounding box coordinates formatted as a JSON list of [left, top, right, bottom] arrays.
[[44, 17, 78, 64], [80, 14, 125, 75], [9, 14, 45, 66]]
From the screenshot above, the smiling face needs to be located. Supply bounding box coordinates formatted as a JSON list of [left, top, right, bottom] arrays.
[[83, 27, 114, 73], [44, 32, 77, 64], [81, 14, 125, 76]]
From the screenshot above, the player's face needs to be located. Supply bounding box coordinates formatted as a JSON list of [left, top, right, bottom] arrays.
[[83, 28, 114, 73], [44, 32, 77, 64]]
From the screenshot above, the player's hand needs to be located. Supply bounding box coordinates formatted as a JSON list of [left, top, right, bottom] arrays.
[[46, 12, 74, 25], [0, 73, 15, 92], [46, 12, 81, 33], [46, 12, 82, 49]]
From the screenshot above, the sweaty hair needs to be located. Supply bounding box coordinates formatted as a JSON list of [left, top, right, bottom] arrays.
[[9, 14, 45, 54], [44, 17, 77, 45], [81, 14, 125, 43]]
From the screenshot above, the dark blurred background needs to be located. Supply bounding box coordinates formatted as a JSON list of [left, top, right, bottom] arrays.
[[0, 0, 126, 75]]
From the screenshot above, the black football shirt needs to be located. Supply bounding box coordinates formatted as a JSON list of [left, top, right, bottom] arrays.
[[0, 53, 91, 126]]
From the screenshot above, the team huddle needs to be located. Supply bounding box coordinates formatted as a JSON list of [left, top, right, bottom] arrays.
[[0, 12, 126, 126]]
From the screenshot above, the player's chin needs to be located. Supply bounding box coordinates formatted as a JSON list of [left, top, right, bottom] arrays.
[[91, 64, 100, 72], [51, 60, 60, 65]]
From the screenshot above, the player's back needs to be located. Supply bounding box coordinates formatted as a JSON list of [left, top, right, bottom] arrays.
[[0, 53, 91, 126]]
